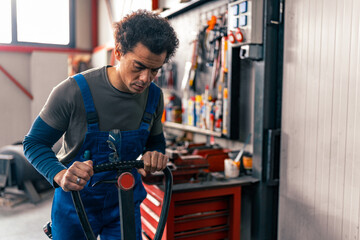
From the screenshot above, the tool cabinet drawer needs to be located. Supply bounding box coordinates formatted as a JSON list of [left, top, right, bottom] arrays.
[[141, 184, 241, 240]]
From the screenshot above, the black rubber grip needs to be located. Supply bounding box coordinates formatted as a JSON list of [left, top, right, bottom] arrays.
[[71, 191, 97, 240], [153, 167, 173, 240], [93, 160, 144, 173]]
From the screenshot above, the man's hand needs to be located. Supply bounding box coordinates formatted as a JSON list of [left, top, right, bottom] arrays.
[[138, 151, 168, 177], [54, 160, 94, 191]]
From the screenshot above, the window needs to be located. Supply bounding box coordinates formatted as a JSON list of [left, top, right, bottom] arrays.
[[0, 0, 12, 44], [0, 0, 74, 47]]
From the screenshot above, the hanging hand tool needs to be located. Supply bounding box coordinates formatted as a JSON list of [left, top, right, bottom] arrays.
[[189, 39, 199, 91], [209, 39, 222, 90], [205, 13, 228, 90], [219, 35, 228, 83]]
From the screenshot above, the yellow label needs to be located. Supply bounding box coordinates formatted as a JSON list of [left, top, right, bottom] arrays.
[[243, 156, 253, 169]]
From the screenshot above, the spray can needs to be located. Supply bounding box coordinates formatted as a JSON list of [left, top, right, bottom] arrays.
[[182, 93, 188, 125]]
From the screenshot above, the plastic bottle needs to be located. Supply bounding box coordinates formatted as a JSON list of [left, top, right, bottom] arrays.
[[182, 93, 188, 125], [187, 96, 195, 126], [195, 95, 202, 127], [204, 85, 209, 105], [200, 99, 206, 129], [209, 101, 215, 131], [206, 95, 213, 130], [214, 86, 223, 132], [173, 106, 182, 123], [215, 115, 222, 132], [165, 96, 174, 122]]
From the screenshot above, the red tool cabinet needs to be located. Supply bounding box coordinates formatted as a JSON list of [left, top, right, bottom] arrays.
[[141, 182, 242, 240]]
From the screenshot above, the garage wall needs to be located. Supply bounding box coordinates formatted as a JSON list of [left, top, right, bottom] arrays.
[[76, 0, 93, 50], [0, 52, 31, 146], [30, 52, 69, 120], [97, 0, 153, 47], [278, 0, 360, 239]]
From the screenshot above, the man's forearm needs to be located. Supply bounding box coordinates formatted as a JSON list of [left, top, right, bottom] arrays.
[[23, 116, 66, 187]]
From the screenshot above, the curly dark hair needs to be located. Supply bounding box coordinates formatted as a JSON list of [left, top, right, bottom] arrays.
[[113, 9, 179, 63]]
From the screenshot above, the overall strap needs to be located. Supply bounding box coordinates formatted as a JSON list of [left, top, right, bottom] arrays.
[[73, 74, 100, 132], [140, 83, 161, 131]]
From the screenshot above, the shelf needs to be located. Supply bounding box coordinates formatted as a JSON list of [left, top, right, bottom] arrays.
[[163, 121, 222, 137], [160, 0, 216, 19]]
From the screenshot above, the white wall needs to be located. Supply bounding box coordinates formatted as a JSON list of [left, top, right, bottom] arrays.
[[30, 52, 69, 120], [98, 0, 114, 47], [0, 51, 68, 146], [93, 0, 154, 67], [97, 0, 152, 47], [278, 0, 360, 239], [76, 0, 93, 50], [159, 0, 179, 10], [112, 0, 151, 21], [0, 52, 31, 146]]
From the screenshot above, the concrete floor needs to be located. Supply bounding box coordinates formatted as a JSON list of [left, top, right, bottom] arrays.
[[0, 188, 54, 240]]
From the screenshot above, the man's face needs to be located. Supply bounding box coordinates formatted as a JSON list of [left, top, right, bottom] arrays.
[[115, 43, 167, 94]]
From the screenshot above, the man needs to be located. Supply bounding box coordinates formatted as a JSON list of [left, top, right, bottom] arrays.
[[23, 9, 179, 240]]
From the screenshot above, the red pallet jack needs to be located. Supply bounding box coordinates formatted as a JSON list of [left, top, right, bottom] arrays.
[[44, 160, 173, 240]]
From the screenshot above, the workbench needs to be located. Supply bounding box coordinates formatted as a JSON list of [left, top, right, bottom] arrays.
[[140, 175, 258, 240]]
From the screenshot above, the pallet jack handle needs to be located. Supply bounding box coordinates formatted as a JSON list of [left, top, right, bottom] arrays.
[[71, 160, 173, 240]]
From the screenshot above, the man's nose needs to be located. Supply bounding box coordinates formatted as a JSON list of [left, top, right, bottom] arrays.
[[139, 69, 152, 83]]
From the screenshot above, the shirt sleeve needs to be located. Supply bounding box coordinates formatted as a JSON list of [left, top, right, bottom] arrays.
[[40, 77, 78, 131], [144, 132, 166, 154], [23, 116, 66, 187], [149, 89, 165, 136]]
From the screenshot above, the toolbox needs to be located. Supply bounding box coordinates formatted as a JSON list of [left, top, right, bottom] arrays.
[[141, 182, 241, 240]]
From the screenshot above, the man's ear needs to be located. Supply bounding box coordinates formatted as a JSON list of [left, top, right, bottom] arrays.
[[114, 49, 122, 61]]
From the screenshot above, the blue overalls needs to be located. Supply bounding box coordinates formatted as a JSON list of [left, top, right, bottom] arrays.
[[51, 74, 160, 240]]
